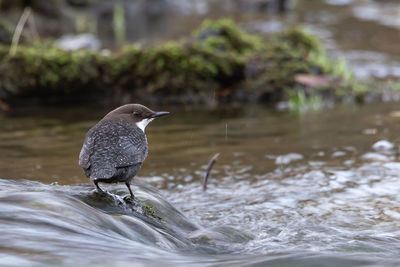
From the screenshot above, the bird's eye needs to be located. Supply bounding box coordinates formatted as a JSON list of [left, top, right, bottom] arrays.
[[133, 112, 140, 116]]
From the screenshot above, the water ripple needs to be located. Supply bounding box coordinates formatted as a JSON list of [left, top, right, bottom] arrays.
[[0, 180, 249, 266]]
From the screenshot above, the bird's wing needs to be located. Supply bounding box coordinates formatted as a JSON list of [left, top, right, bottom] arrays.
[[114, 129, 148, 168], [79, 123, 147, 180], [78, 133, 94, 169]]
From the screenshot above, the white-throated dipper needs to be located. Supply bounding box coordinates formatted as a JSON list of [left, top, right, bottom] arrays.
[[79, 104, 169, 198]]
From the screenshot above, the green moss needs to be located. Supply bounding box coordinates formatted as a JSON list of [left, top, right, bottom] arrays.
[[245, 30, 319, 92], [108, 39, 243, 96], [277, 26, 323, 54], [142, 204, 164, 222], [0, 19, 369, 105], [288, 89, 322, 111], [193, 18, 263, 55], [244, 26, 370, 103], [0, 45, 103, 96]]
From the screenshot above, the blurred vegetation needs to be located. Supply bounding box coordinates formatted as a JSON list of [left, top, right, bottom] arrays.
[[0, 18, 13, 45], [0, 18, 366, 106]]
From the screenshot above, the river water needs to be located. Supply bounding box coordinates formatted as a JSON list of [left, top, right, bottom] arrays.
[[1, 0, 400, 265], [1, 103, 400, 265]]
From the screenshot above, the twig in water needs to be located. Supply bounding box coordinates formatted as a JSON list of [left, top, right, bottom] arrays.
[[225, 123, 228, 141], [203, 153, 220, 191], [10, 7, 32, 57]]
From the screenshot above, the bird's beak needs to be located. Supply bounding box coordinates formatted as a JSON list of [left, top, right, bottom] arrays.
[[151, 111, 170, 118]]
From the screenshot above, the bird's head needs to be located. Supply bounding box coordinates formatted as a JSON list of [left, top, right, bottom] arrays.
[[105, 104, 169, 132]]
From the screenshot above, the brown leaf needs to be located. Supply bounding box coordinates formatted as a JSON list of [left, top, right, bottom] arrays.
[[294, 74, 333, 87]]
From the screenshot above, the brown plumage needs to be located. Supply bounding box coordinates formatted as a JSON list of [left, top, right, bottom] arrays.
[[79, 104, 169, 198]]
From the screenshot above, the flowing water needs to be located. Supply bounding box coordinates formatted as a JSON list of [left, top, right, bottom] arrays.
[[2, 103, 400, 266], [1, 0, 400, 265]]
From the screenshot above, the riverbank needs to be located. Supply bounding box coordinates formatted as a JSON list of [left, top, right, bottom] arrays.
[[0, 19, 382, 108]]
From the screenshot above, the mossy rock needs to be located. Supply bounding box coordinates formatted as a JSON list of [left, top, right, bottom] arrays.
[[193, 18, 263, 55], [276, 26, 323, 54], [103, 19, 257, 100], [244, 26, 367, 102], [0, 45, 103, 98], [244, 28, 324, 95], [0, 18, 367, 105], [106, 41, 244, 99]]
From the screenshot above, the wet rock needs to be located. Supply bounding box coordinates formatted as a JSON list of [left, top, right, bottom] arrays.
[[57, 33, 101, 51], [0, 179, 209, 266], [275, 153, 303, 165], [167, 0, 208, 15], [247, 20, 284, 34]]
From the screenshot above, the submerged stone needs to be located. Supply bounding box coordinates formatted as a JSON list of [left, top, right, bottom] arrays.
[[57, 33, 101, 51]]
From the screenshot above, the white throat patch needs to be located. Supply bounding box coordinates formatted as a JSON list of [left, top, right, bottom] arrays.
[[136, 118, 154, 132]]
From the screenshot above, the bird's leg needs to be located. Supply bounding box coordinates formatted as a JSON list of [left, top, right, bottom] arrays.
[[125, 182, 134, 199], [93, 180, 104, 193]]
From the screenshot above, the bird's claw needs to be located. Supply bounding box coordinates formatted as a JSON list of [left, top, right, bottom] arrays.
[[123, 195, 135, 204]]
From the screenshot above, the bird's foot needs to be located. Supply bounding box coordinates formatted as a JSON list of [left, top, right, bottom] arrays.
[[96, 188, 105, 193], [124, 182, 135, 203], [93, 181, 106, 194], [123, 195, 135, 204]]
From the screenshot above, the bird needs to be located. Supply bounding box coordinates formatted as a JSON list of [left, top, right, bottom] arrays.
[[79, 104, 169, 198]]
